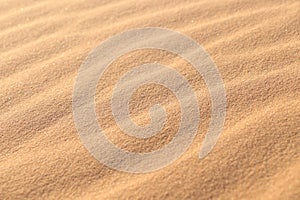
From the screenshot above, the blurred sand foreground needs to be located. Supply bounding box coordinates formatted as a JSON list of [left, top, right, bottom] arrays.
[[0, 0, 299, 199]]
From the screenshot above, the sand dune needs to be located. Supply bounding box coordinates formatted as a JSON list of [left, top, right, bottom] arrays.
[[0, 0, 299, 199]]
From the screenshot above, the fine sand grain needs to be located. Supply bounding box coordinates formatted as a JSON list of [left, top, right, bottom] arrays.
[[0, 0, 299, 199]]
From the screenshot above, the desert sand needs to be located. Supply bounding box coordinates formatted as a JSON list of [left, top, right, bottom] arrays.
[[0, 0, 299, 199]]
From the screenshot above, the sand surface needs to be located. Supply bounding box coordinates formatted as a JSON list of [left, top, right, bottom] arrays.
[[0, 0, 299, 199]]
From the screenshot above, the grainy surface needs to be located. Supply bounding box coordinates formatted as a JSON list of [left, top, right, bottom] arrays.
[[0, 0, 299, 199]]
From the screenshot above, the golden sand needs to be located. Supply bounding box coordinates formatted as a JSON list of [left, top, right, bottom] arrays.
[[0, 0, 299, 199]]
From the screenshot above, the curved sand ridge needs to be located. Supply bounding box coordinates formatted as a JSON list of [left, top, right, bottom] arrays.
[[0, 0, 299, 199]]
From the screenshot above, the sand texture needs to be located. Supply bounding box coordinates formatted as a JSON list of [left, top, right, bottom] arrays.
[[0, 0, 299, 199]]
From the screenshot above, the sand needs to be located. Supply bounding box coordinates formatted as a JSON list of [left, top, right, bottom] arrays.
[[0, 0, 299, 199]]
